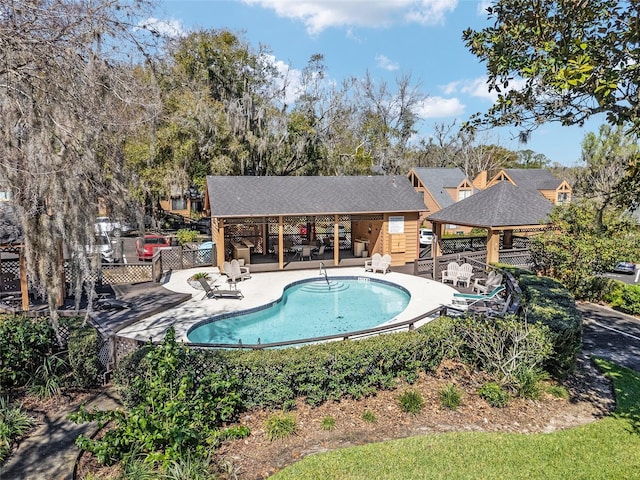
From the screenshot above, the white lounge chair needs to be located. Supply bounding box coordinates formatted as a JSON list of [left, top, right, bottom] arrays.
[[365, 253, 382, 272], [231, 259, 251, 280], [441, 262, 459, 285], [457, 263, 474, 288], [473, 272, 503, 294], [198, 277, 243, 300], [374, 254, 391, 274], [451, 284, 506, 310]]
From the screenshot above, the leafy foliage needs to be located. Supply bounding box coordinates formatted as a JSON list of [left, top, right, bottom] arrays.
[[67, 326, 102, 389], [0, 315, 58, 388], [264, 412, 298, 441], [519, 275, 583, 378], [0, 397, 34, 463], [398, 390, 424, 415], [605, 283, 640, 316], [361, 410, 377, 423], [478, 382, 511, 408], [175, 229, 200, 246], [71, 328, 248, 466], [529, 201, 639, 298], [438, 384, 463, 411], [28, 353, 67, 399], [463, 1, 640, 135], [321, 416, 336, 431]]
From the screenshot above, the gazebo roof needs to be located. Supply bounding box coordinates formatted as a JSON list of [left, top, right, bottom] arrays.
[[206, 175, 426, 218], [426, 181, 554, 229]]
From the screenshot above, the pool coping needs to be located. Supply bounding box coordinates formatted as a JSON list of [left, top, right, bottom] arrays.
[[116, 266, 458, 344]]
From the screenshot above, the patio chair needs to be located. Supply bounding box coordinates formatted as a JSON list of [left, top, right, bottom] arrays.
[[473, 272, 503, 294], [365, 253, 382, 272], [441, 262, 460, 285], [456, 263, 474, 288], [373, 254, 392, 274], [450, 284, 506, 310], [198, 277, 243, 300], [223, 261, 240, 289], [311, 244, 326, 260], [300, 245, 313, 261], [231, 259, 251, 280], [468, 294, 511, 317]]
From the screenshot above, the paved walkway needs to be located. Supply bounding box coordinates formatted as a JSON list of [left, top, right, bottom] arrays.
[[0, 387, 121, 480], [2, 287, 639, 479]]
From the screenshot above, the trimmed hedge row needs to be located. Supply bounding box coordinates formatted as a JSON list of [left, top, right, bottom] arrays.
[[117, 319, 457, 410], [0, 315, 102, 389], [518, 274, 582, 378]]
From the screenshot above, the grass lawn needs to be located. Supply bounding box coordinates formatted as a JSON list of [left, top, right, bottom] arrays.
[[273, 359, 640, 480]]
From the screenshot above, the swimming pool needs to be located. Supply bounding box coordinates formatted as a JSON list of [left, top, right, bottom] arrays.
[[187, 276, 410, 346]]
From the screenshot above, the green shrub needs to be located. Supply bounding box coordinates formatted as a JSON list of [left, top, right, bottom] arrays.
[[439, 384, 462, 410], [398, 390, 424, 415], [544, 384, 570, 399], [362, 410, 376, 423], [68, 326, 101, 388], [446, 314, 553, 388], [0, 397, 34, 463], [514, 366, 548, 400], [477, 382, 510, 408], [606, 283, 640, 316], [264, 412, 297, 441], [176, 229, 199, 246], [71, 328, 248, 466], [321, 416, 336, 431], [0, 315, 58, 388], [190, 272, 210, 281], [28, 352, 67, 399], [519, 274, 582, 378]]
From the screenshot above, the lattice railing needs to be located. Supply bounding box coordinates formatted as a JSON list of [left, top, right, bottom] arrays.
[[160, 246, 214, 270], [101, 264, 154, 284]]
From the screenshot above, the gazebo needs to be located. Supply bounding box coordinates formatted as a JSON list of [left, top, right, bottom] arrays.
[[203, 175, 427, 270], [426, 181, 554, 267]]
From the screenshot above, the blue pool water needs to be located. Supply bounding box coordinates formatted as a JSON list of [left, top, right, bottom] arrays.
[[187, 277, 410, 346]]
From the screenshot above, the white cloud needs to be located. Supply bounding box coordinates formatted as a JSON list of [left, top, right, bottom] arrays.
[[415, 96, 465, 118], [262, 54, 303, 105], [139, 17, 185, 38], [243, 0, 458, 35], [476, 0, 492, 16], [375, 54, 400, 71]]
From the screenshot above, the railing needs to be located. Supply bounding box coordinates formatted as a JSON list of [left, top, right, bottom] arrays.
[[160, 246, 215, 271], [111, 305, 447, 356]]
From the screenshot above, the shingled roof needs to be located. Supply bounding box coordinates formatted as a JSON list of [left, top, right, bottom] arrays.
[[206, 176, 426, 218], [499, 169, 564, 191], [411, 167, 468, 209], [0, 202, 22, 244], [426, 181, 553, 228]]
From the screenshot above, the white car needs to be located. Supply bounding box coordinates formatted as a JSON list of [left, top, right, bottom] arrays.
[[87, 233, 114, 263], [94, 216, 132, 237], [419, 228, 433, 247]]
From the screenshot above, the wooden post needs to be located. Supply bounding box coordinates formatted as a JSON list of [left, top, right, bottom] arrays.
[[56, 239, 65, 307], [215, 219, 225, 269], [19, 248, 29, 311], [278, 216, 284, 270], [333, 215, 339, 266], [486, 228, 500, 264]]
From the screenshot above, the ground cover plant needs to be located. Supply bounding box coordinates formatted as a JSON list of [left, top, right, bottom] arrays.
[[269, 358, 640, 479]]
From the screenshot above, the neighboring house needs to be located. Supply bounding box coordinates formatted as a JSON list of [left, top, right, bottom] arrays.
[[203, 175, 426, 269], [407, 167, 477, 234], [481, 168, 572, 206], [160, 186, 205, 218]]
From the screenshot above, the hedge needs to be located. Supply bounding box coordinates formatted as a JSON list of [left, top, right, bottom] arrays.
[[518, 274, 582, 378]]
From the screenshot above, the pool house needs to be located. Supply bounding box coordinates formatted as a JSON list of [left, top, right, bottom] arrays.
[[203, 175, 427, 271]]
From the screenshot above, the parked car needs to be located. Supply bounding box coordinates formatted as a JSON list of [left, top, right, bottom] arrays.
[[136, 234, 170, 261], [87, 233, 114, 263], [613, 261, 636, 275], [419, 228, 433, 247], [94, 216, 133, 237]]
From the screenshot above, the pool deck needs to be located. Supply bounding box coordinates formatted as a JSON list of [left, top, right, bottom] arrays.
[[115, 266, 458, 344]]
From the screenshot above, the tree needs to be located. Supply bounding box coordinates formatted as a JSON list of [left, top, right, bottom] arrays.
[[529, 200, 638, 297], [0, 0, 157, 335], [463, 1, 640, 135], [574, 124, 639, 231]]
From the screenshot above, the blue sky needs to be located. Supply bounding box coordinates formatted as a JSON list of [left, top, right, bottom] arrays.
[[153, 0, 602, 167]]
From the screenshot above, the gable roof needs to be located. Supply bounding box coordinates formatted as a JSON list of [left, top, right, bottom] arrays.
[[411, 168, 469, 209], [497, 169, 564, 191], [206, 176, 426, 218], [426, 181, 553, 228]]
